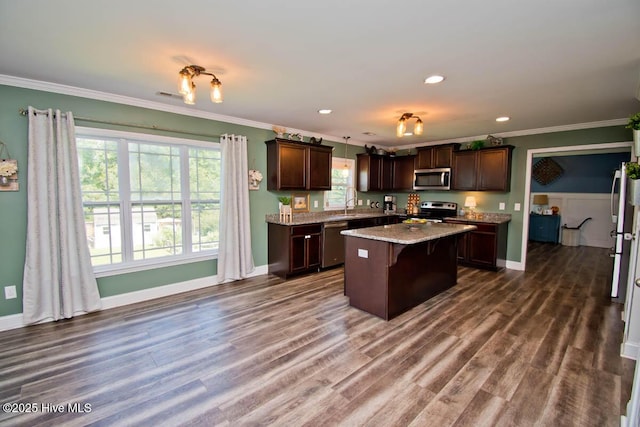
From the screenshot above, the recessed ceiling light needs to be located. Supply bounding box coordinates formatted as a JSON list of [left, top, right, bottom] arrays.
[[496, 116, 510, 122], [424, 75, 445, 84], [318, 109, 332, 114]]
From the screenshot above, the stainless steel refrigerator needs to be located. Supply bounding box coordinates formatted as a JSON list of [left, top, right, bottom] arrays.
[[611, 162, 635, 302]]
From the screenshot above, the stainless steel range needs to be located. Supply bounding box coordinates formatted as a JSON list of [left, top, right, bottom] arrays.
[[414, 201, 458, 222]]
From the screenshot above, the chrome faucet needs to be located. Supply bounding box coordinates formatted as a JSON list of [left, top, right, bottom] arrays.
[[345, 186, 357, 215]]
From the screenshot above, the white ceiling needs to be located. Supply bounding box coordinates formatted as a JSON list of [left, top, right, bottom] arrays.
[[1, 0, 639, 147]]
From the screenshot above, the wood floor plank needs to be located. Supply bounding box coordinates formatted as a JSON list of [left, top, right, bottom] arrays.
[[0, 242, 633, 426]]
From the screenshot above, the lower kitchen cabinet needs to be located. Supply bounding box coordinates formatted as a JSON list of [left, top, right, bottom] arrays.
[[444, 219, 509, 270], [268, 223, 322, 278]]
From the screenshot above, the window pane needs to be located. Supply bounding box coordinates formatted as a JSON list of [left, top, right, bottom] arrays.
[[84, 204, 122, 265], [325, 157, 355, 209], [192, 202, 220, 252], [77, 138, 119, 202], [129, 143, 181, 201], [131, 203, 183, 260]]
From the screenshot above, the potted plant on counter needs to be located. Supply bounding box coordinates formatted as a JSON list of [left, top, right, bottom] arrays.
[[627, 112, 640, 153], [625, 162, 640, 205], [278, 196, 292, 222]]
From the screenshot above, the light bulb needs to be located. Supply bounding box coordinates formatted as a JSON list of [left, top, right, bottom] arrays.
[[178, 69, 192, 95], [210, 78, 223, 103], [396, 118, 407, 138], [342, 165, 349, 177], [183, 82, 196, 105], [414, 118, 423, 136]]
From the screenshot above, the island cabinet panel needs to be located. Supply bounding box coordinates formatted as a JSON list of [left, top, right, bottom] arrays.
[[266, 139, 332, 191], [344, 234, 458, 320], [268, 223, 322, 278], [451, 146, 513, 192]]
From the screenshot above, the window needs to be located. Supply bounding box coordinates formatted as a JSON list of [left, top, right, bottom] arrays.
[[76, 127, 220, 275], [324, 157, 355, 210]]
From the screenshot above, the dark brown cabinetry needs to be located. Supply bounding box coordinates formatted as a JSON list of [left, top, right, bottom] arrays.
[[451, 146, 513, 191], [356, 153, 393, 192], [268, 223, 322, 278], [357, 154, 419, 192], [444, 219, 508, 270], [392, 155, 416, 190], [415, 144, 460, 169], [265, 139, 332, 191]]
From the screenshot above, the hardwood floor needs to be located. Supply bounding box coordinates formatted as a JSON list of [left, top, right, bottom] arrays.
[[0, 243, 635, 426]]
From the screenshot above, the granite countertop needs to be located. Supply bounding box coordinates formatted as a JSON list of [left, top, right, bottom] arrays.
[[341, 222, 476, 245], [265, 209, 396, 226], [444, 213, 512, 224]]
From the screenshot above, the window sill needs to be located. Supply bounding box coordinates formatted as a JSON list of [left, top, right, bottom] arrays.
[[93, 251, 217, 278]]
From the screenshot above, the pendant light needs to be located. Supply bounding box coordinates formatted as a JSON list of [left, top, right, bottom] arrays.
[[396, 113, 424, 137]]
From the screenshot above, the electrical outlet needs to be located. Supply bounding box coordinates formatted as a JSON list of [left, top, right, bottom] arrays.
[[313, 200, 318, 208], [514, 203, 521, 211], [4, 286, 17, 299], [499, 202, 505, 210], [366, 199, 370, 206], [358, 199, 363, 206]]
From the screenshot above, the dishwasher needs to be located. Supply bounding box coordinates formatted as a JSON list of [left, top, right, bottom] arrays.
[[322, 221, 348, 268]]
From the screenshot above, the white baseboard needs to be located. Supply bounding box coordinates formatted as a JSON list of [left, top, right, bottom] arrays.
[[621, 341, 639, 360], [505, 259, 525, 271], [0, 264, 268, 332]]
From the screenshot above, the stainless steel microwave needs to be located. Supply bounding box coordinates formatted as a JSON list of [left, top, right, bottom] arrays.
[[413, 168, 451, 190]]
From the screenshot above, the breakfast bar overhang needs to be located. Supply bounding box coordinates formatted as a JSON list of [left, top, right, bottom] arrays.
[[341, 222, 476, 320]]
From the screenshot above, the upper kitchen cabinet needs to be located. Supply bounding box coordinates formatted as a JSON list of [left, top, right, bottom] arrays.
[[265, 139, 332, 191], [451, 145, 514, 191], [356, 153, 393, 192], [415, 143, 460, 169], [392, 155, 416, 191]]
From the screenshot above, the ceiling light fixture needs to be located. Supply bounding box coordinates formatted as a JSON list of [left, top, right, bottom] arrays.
[[496, 116, 510, 122], [424, 75, 445, 84], [396, 113, 423, 138], [318, 109, 332, 114], [178, 65, 223, 105]]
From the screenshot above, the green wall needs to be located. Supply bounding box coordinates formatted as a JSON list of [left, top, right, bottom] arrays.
[[0, 84, 359, 317], [0, 83, 633, 318]]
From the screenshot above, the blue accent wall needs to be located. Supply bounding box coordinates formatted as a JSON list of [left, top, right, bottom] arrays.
[[531, 152, 631, 193]]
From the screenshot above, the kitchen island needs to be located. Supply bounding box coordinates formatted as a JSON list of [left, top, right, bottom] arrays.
[[341, 222, 476, 320]]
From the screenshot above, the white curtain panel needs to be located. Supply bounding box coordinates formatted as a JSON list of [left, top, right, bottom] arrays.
[[22, 107, 102, 324], [217, 134, 255, 283]]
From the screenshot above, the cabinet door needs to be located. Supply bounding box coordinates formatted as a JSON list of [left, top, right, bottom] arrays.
[[392, 155, 416, 190], [477, 148, 510, 191], [357, 154, 380, 191], [290, 234, 308, 273], [278, 143, 307, 190], [433, 145, 455, 168], [416, 148, 434, 169], [451, 151, 477, 190], [456, 232, 468, 262], [308, 146, 332, 190], [380, 156, 393, 190], [306, 233, 322, 269], [467, 230, 498, 268]]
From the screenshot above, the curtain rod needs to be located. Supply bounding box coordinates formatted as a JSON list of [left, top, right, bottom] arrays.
[[18, 108, 222, 140]]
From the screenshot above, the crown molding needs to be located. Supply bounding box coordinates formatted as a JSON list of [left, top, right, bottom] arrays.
[[0, 74, 348, 144], [0, 74, 627, 150], [393, 118, 628, 151]]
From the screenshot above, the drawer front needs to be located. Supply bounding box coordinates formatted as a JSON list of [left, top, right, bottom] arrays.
[[290, 224, 322, 236]]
